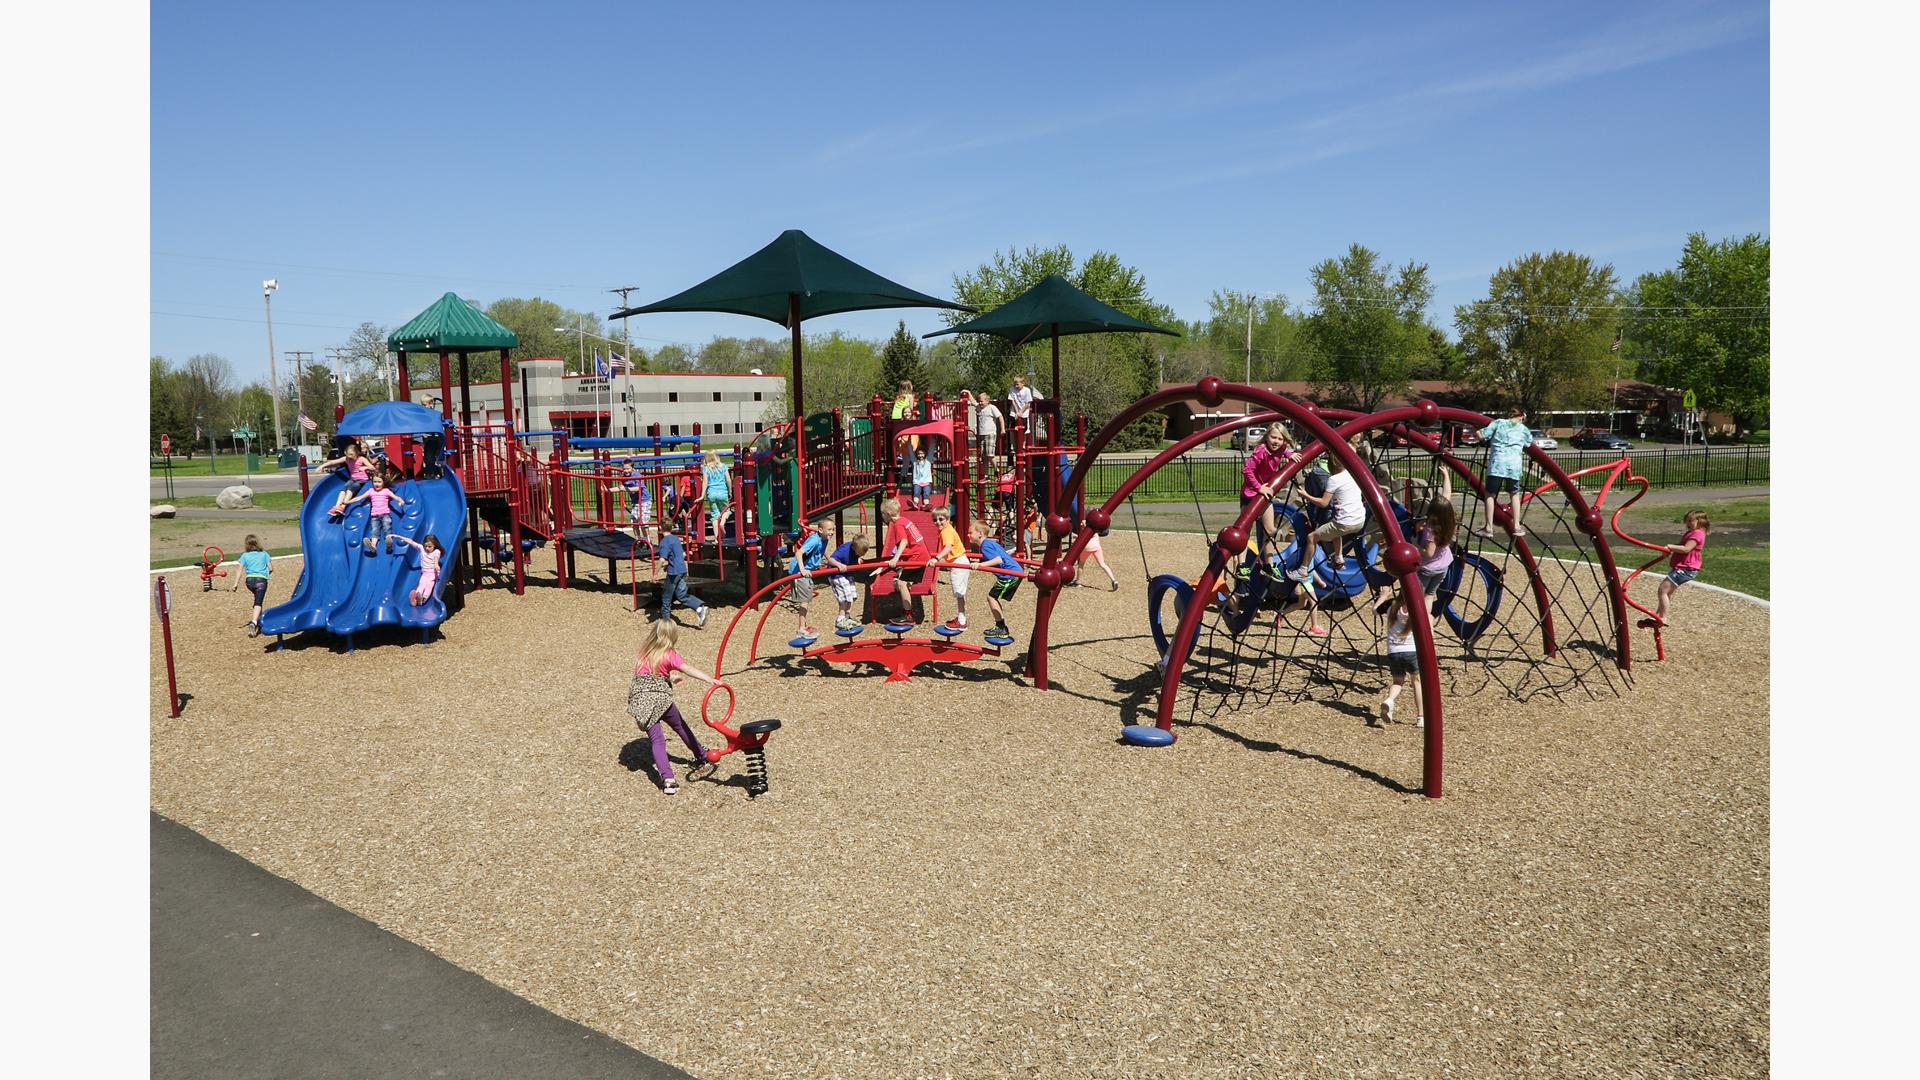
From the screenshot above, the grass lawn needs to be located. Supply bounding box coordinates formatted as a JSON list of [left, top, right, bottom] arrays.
[[152, 456, 297, 477], [151, 491, 304, 511]]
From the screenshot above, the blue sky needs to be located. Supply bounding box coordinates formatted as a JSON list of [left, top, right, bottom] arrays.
[[151, 0, 1768, 384]]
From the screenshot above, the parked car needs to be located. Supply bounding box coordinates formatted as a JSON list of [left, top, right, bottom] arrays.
[[1569, 428, 1634, 451], [1529, 429, 1558, 451], [1229, 424, 1267, 451]]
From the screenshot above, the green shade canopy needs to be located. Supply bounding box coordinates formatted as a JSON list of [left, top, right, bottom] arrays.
[[610, 230, 973, 325], [922, 275, 1179, 344], [387, 292, 519, 352]]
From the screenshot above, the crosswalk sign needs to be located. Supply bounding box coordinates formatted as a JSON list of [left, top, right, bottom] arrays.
[[1682, 389, 1697, 409]]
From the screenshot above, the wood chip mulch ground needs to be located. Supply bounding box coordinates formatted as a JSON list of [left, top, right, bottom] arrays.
[[151, 532, 1768, 1078]]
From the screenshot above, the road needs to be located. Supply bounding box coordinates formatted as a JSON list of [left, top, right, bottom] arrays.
[[152, 471, 300, 499], [152, 813, 694, 1080]]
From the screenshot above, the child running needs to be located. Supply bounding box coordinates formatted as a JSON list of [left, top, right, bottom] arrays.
[[391, 533, 444, 606], [826, 534, 873, 630], [911, 449, 934, 510], [230, 534, 272, 637], [701, 450, 732, 538], [972, 518, 1020, 640], [787, 520, 830, 640], [932, 506, 970, 631], [1377, 591, 1423, 728], [322, 440, 372, 520], [654, 518, 709, 627], [879, 497, 932, 626], [626, 618, 718, 795], [1074, 529, 1120, 590], [340, 473, 405, 554], [1646, 510, 1711, 627]]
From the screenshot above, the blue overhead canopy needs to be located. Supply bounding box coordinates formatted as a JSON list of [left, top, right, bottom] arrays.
[[337, 401, 448, 437]]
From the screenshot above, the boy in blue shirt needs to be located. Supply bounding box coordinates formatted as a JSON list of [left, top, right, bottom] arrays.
[[787, 520, 830, 639], [971, 518, 1020, 640], [654, 519, 708, 627], [1476, 406, 1534, 538], [825, 533, 873, 630]]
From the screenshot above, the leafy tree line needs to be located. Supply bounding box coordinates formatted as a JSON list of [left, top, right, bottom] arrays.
[[151, 232, 1766, 454]]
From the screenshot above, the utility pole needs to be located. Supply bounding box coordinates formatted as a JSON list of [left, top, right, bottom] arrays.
[[1244, 291, 1255, 415], [327, 346, 349, 416], [263, 280, 283, 449], [610, 285, 640, 371], [286, 351, 314, 443]]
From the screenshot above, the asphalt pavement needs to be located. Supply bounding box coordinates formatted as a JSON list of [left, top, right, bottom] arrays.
[[152, 813, 694, 1080], [153, 471, 301, 499]]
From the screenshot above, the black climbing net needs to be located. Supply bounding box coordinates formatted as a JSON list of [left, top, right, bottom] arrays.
[[1143, 433, 1632, 730]]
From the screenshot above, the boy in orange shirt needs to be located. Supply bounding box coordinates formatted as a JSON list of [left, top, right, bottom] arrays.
[[932, 505, 970, 630]]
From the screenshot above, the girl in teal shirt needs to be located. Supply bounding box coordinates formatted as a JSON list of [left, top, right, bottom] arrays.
[[231, 534, 273, 637]]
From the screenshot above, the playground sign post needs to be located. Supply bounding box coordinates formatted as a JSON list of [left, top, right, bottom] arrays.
[[155, 575, 181, 718]]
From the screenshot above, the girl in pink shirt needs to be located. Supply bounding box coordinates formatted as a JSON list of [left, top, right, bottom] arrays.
[[323, 441, 372, 520], [393, 533, 443, 606], [1238, 424, 1296, 575], [1648, 510, 1710, 626], [340, 474, 406, 554], [629, 619, 719, 794]]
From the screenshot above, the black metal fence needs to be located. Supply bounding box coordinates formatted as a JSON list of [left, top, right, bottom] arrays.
[[1073, 445, 1769, 504]]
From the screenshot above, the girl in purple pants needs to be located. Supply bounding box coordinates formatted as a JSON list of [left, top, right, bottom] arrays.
[[628, 619, 718, 794]]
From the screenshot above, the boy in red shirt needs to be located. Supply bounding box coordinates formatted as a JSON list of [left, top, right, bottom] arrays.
[[878, 497, 931, 625]]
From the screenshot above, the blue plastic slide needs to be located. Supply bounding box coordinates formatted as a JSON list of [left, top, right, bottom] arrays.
[[260, 468, 467, 641]]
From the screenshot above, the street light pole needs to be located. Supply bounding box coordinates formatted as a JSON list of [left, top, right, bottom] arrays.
[[263, 279, 283, 449], [1244, 291, 1254, 415]]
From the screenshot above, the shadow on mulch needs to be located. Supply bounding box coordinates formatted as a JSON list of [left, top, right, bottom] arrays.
[[260, 624, 443, 654]]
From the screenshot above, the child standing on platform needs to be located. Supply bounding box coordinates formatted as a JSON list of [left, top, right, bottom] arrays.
[[787, 520, 829, 640], [392, 533, 444, 606], [972, 518, 1020, 640], [1476, 406, 1534, 538], [1377, 592, 1423, 728], [1648, 510, 1711, 626], [655, 519, 709, 628], [879, 497, 932, 625], [626, 618, 718, 795], [230, 534, 272, 637], [340, 473, 405, 554], [933, 506, 970, 630], [702, 450, 732, 539], [826, 533, 873, 630], [911, 448, 934, 510]]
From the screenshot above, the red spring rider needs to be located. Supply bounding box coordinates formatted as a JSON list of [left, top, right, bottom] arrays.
[[199, 546, 228, 592], [699, 683, 781, 798]]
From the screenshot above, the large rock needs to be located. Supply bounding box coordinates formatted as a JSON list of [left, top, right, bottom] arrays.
[[215, 485, 255, 510], [150, 504, 176, 519]]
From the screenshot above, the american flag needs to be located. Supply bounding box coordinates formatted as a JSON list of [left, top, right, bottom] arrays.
[[608, 352, 631, 372], [1609, 329, 1622, 353], [298, 412, 318, 432]]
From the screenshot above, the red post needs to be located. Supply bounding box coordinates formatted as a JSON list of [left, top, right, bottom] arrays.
[[438, 351, 452, 422], [499, 352, 516, 432], [297, 455, 310, 501], [155, 576, 181, 718]]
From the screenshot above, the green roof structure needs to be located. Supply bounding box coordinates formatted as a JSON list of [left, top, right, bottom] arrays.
[[387, 292, 519, 352], [923, 274, 1178, 399]]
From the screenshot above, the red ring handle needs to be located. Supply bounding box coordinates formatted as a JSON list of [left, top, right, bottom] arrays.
[[203, 545, 225, 566], [701, 681, 735, 729]]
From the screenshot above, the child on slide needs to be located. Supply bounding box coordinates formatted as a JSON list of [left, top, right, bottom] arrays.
[[322, 441, 372, 520], [627, 618, 719, 795], [339, 473, 406, 554], [391, 533, 444, 606]]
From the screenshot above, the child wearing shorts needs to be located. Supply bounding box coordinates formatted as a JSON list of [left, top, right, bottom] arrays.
[[1378, 592, 1422, 728], [826, 533, 873, 630], [973, 518, 1020, 640], [933, 506, 969, 630], [1475, 406, 1533, 538], [1294, 454, 1366, 573], [1647, 509, 1710, 627], [702, 451, 732, 537], [786, 520, 829, 639], [231, 534, 272, 637], [879, 497, 932, 625]]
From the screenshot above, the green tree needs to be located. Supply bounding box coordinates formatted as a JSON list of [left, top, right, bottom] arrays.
[[1627, 233, 1770, 434], [1192, 290, 1308, 382], [176, 354, 238, 450], [760, 330, 883, 419], [150, 357, 193, 454], [1453, 251, 1621, 417], [877, 320, 927, 399], [943, 245, 1173, 449], [1301, 244, 1433, 411]]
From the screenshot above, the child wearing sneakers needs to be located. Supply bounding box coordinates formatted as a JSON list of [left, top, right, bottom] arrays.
[[654, 519, 709, 627], [1647, 509, 1711, 627], [879, 497, 932, 626], [627, 618, 718, 795], [972, 518, 1020, 640], [1377, 591, 1423, 728], [911, 448, 934, 510], [230, 534, 272, 637], [826, 533, 873, 630], [339, 473, 406, 553], [786, 520, 830, 640], [933, 506, 969, 631]]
